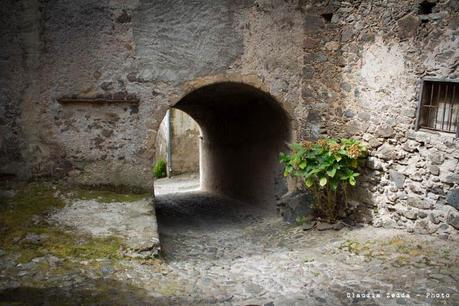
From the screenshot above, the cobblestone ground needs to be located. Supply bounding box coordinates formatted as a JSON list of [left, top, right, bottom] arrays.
[[0, 180, 458, 305]]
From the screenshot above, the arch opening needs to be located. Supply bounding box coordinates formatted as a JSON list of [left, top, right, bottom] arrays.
[[172, 82, 291, 207]]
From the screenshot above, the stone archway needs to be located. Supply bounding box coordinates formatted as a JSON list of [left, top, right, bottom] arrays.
[[170, 81, 291, 206]]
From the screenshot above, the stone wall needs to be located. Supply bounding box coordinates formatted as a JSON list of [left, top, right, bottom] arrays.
[[155, 109, 200, 176], [0, 0, 458, 235], [299, 0, 459, 237], [0, 0, 305, 191]]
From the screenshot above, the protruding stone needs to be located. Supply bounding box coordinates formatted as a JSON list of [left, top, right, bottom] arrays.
[[402, 140, 417, 153], [446, 188, 459, 210], [367, 157, 383, 170], [382, 217, 398, 229], [375, 143, 400, 160], [333, 222, 346, 231], [429, 152, 445, 165], [429, 211, 443, 224], [397, 14, 420, 39], [389, 170, 405, 188], [277, 191, 314, 224], [414, 219, 430, 234], [376, 126, 395, 138], [447, 212, 459, 230], [316, 222, 334, 231], [407, 196, 433, 210], [302, 222, 315, 231], [442, 174, 459, 184], [429, 165, 440, 176], [402, 209, 417, 220]]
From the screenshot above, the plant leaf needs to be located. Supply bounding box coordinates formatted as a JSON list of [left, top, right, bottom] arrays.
[[349, 176, 356, 186], [319, 177, 327, 187], [326, 168, 337, 177], [305, 177, 314, 188], [299, 161, 307, 170]]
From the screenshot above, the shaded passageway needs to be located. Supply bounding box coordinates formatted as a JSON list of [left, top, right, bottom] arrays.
[[170, 82, 291, 207]]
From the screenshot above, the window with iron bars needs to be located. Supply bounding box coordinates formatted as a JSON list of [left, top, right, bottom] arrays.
[[416, 79, 459, 137]]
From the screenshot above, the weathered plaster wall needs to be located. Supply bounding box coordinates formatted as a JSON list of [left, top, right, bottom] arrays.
[[1, 0, 458, 235], [0, 0, 304, 190], [155, 109, 200, 176], [0, 0, 35, 178]]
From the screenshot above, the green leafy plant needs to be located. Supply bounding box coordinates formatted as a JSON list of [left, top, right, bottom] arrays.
[[280, 138, 367, 222], [152, 159, 167, 179]]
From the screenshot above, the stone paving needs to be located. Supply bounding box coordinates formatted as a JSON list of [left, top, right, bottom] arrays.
[[0, 180, 458, 305], [154, 174, 200, 196]]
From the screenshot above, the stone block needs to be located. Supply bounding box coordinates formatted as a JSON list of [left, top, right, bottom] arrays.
[[429, 211, 444, 224], [429, 165, 440, 176], [303, 65, 315, 79], [316, 222, 335, 231], [304, 15, 324, 33], [447, 212, 459, 230], [382, 217, 398, 229], [389, 170, 405, 189], [402, 209, 417, 220], [407, 196, 433, 210], [277, 191, 315, 224], [414, 219, 430, 234], [397, 14, 420, 39], [446, 188, 459, 211], [442, 174, 459, 184], [375, 143, 399, 160], [376, 126, 395, 138], [429, 151, 445, 165], [402, 140, 418, 153]]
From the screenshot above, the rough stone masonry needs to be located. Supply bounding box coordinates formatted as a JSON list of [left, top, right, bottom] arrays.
[[0, 0, 458, 237]]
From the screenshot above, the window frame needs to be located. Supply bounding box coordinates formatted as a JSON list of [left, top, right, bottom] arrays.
[[415, 78, 459, 138]]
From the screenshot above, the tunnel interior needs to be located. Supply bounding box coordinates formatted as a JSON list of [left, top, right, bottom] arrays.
[[173, 82, 291, 207]]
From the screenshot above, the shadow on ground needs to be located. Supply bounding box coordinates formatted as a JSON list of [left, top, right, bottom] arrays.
[[0, 279, 155, 306], [155, 191, 273, 231], [154, 191, 283, 262]]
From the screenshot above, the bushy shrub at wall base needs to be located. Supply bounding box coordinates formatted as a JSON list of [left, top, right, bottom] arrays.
[[280, 138, 367, 222]]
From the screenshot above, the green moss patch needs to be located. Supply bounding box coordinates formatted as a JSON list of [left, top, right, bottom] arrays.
[[12, 228, 122, 264], [0, 182, 123, 263], [0, 182, 65, 247]]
